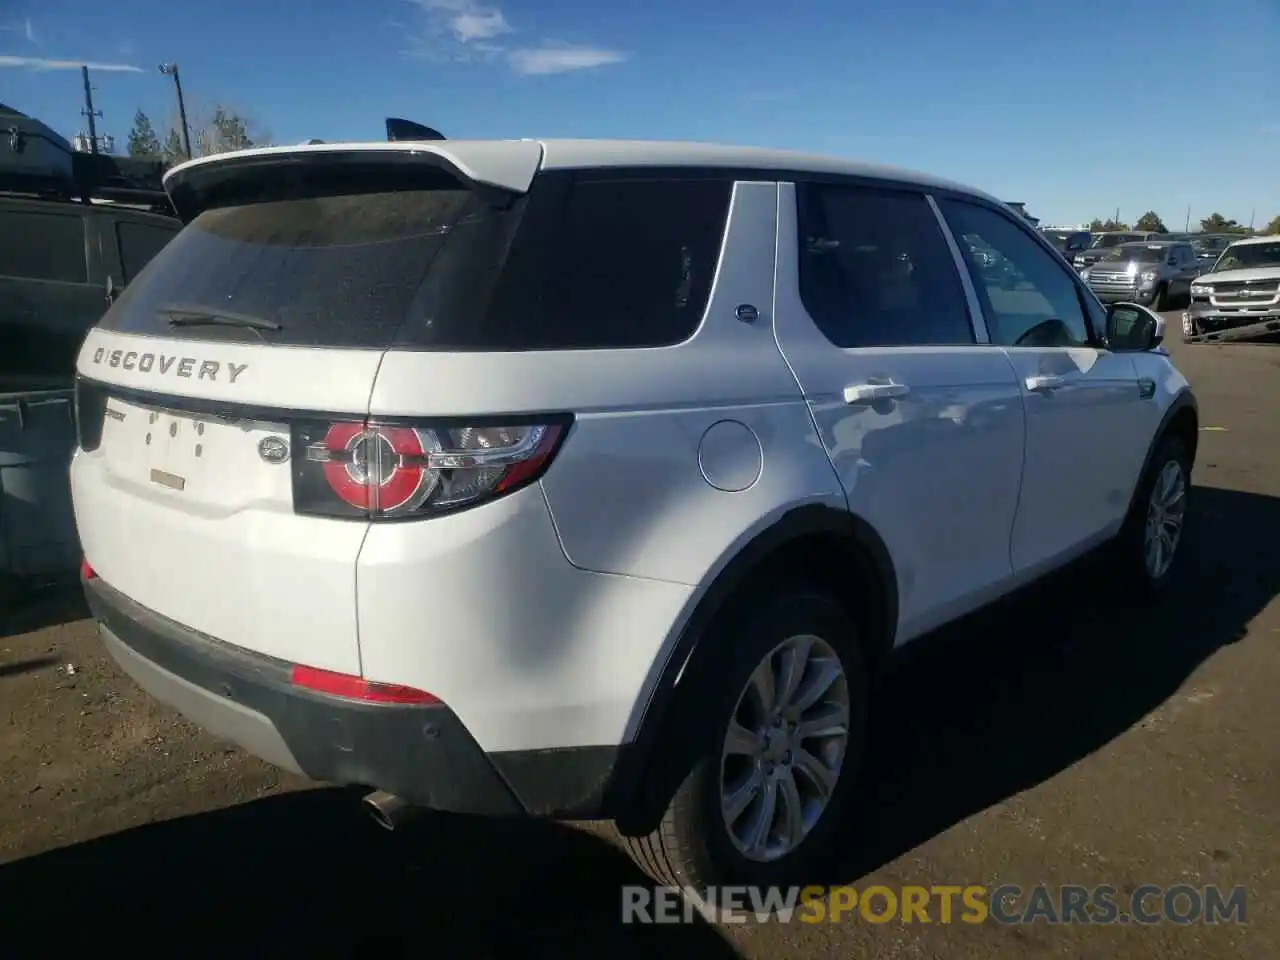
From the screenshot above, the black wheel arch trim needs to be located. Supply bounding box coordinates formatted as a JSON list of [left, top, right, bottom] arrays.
[[1126, 388, 1198, 518], [603, 503, 897, 830]]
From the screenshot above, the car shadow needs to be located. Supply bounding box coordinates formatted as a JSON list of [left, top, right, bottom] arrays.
[[826, 483, 1279, 882], [0, 787, 738, 957], [0, 655, 58, 677], [0, 578, 89, 639]]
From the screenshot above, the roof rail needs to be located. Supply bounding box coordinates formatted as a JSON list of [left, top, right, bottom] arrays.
[[385, 117, 446, 142], [1, 104, 174, 216]]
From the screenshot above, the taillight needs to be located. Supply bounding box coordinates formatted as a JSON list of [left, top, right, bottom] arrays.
[[80, 557, 98, 580], [290, 417, 570, 520]]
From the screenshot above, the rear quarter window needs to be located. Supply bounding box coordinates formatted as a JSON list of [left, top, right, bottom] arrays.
[[480, 177, 733, 350], [392, 175, 734, 350]]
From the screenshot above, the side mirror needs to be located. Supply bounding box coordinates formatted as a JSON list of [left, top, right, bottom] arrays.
[[1106, 302, 1164, 351]]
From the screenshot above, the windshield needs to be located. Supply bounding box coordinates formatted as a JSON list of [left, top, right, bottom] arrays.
[[1091, 233, 1138, 248], [1101, 244, 1165, 264], [1192, 236, 1229, 254], [1213, 242, 1280, 272]]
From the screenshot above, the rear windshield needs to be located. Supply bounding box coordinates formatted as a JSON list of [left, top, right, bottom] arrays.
[[99, 173, 733, 351]]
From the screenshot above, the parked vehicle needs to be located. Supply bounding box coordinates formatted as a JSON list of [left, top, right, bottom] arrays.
[[1073, 231, 1166, 271], [72, 131, 1198, 899], [1189, 234, 1238, 267], [1080, 240, 1201, 310], [1182, 235, 1280, 342], [1041, 228, 1092, 259], [0, 103, 179, 585]]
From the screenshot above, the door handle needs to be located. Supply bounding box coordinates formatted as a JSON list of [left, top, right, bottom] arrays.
[[1138, 377, 1156, 399], [844, 382, 910, 404], [1025, 374, 1065, 393]]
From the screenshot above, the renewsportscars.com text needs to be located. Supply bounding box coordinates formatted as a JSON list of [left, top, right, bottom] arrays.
[[621, 883, 1248, 925]]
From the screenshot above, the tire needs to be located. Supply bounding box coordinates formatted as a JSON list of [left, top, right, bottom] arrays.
[[1151, 283, 1168, 311], [1107, 433, 1192, 596], [619, 588, 869, 905]]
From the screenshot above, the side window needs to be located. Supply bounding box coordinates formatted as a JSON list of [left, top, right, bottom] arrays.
[[938, 199, 1091, 348], [523, 178, 732, 348], [116, 221, 178, 283], [0, 210, 88, 283], [796, 184, 974, 347]]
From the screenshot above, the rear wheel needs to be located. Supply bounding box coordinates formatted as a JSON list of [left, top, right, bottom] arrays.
[[619, 589, 868, 904]]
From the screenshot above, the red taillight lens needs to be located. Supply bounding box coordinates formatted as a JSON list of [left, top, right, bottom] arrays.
[[291, 417, 569, 520], [80, 557, 98, 580], [291, 664, 440, 705]]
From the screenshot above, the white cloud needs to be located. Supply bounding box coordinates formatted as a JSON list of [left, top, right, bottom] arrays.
[[410, 0, 511, 46], [507, 43, 627, 75], [0, 55, 143, 72], [401, 1, 626, 74], [451, 10, 510, 42]]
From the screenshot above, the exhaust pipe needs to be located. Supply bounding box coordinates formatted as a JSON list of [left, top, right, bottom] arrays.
[[362, 790, 424, 831]]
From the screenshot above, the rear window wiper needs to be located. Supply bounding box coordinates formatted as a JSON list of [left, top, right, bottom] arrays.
[[160, 306, 283, 332]]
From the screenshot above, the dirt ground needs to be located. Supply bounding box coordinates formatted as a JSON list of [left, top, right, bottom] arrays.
[[1, 329, 1277, 958]]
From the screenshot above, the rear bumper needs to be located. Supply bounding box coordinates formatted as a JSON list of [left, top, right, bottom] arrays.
[[85, 575, 620, 818]]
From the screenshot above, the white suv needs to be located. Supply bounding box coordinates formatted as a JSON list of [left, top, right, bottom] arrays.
[[70, 137, 1198, 895]]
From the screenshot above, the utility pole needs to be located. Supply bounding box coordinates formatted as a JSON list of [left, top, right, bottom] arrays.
[[159, 62, 192, 159], [1185, 205, 1191, 232], [80, 65, 101, 155], [1249, 208, 1256, 232]]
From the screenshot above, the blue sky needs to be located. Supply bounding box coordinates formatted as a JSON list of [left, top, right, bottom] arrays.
[[3, 0, 1277, 227]]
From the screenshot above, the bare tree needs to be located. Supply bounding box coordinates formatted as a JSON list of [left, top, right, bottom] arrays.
[[159, 96, 273, 164]]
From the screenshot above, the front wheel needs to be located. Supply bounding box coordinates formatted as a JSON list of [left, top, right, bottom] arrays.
[[1108, 434, 1192, 595], [619, 589, 868, 903], [1150, 283, 1168, 311], [1181, 312, 1200, 341]]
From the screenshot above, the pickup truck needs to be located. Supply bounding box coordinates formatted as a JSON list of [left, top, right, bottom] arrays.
[[1182, 235, 1280, 343], [1072, 231, 1167, 271]]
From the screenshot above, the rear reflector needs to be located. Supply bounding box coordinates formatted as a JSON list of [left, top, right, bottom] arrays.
[[80, 557, 98, 580], [290, 664, 440, 705]]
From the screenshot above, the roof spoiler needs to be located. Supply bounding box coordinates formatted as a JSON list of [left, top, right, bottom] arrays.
[[386, 118, 446, 142]]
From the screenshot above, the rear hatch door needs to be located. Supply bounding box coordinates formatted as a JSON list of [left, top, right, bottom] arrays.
[[73, 143, 543, 673]]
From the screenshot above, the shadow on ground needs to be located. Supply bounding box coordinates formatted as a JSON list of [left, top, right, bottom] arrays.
[[0, 579, 89, 639], [0, 656, 57, 677], [826, 484, 1280, 882], [0, 786, 736, 956], [0, 487, 1274, 953]]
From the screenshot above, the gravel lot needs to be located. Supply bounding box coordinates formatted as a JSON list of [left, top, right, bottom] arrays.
[[1, 323, 1276, 957]]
